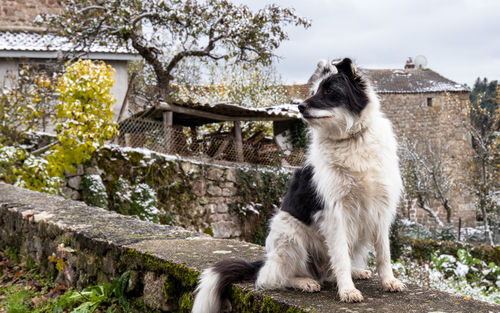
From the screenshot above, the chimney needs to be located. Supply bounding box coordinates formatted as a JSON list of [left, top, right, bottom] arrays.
[[404, 57, 415, 69]]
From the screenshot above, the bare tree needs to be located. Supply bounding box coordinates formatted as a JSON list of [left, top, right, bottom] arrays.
[[400, 138, 456, 228], [464, 96, 500, 245], [43, 0, 310, 100]]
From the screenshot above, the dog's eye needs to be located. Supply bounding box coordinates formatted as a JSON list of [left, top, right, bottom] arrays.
[[324, 88, 335, 95]]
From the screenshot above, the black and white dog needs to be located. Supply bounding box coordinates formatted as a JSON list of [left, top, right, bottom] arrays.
[[192, 58, 404, 313]]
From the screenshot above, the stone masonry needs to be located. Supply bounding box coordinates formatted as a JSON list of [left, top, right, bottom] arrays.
[[1, 183, 499, 312], [61, 146, 259, 240], [0, 0, 61, 28], [380, 91, 476, 227]]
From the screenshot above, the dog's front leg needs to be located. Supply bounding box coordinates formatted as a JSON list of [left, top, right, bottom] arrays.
[[321, 204, 363, 302], [374, 221, 405, 292]]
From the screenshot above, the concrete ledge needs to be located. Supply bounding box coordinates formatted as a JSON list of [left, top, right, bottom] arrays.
[[0, 183, 499, 312]]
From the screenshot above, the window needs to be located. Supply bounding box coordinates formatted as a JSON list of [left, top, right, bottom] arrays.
[[427, 97, 433, 107]]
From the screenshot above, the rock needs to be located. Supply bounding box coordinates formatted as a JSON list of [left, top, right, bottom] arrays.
[[192, 180, 205, 197], [221, 187, 235, 197], [64, 164, 84, 177], [180, 161, 193, 174], [67, 176, 82, 190], [207, 204, 216, 214], [207, 185, 222, 196], [102, 174, 114, 182], [84, 166, 104, 176], [212, 221, 241, 238], [62, 187, 81, 200], [221, 182, 235, 188], [207, 167, 224, 181], [225, 168, 237, 182], [143, 272, 172, 311], [216, 202, 229, 213]]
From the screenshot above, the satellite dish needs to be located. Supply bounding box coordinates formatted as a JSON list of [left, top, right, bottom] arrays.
[[414, 55, 428, 69]]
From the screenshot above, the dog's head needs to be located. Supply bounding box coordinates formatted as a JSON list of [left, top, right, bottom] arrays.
[[299, 58, 370, 137]]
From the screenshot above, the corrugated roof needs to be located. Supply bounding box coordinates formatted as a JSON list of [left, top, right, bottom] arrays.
[[362, 69, 469, 94], [177, 101, 299, 119], [0, 31, 135, 56], [129, 101, 299, 127]]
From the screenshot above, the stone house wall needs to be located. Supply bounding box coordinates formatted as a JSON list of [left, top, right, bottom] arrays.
[[0, 0, 61, 27], [379, 91, 476, 227]]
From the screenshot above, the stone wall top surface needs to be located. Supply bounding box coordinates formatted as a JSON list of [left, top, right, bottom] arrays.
[[1, 183, 499, 312]]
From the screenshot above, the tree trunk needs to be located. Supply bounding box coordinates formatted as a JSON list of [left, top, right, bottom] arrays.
[[422, 203, 445, 228], [158, 77, 172, 101], [480, 157, 494, 245]]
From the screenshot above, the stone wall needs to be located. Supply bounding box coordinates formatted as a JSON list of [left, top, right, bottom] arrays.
[[2, 183, 499, 312], [0, 0, 61, 27], [379, 91, 476, 227], [62, 145, 289, 240]]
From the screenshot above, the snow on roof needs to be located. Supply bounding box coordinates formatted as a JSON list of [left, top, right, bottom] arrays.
[[0, 31, 138, 60], [362, 69, 469, 94], [126, 101, 300, 127], [182, 101, 299, 119]]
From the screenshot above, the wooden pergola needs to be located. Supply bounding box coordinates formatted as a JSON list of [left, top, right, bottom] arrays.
[[121, 101, 300, 162]]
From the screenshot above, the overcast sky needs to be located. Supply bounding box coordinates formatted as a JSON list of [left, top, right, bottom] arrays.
[[236, 0, 500, 87]]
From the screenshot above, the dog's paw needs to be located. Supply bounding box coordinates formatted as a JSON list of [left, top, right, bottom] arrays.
[[291, 278, 321, 292], [382, 278, 405, 292], [352, 269, 372, 280], [338, 288, 364, 302]]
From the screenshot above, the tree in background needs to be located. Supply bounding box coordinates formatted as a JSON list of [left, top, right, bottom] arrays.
[[470, 78, 499, 134], [466, 78, 499, 244], [0, 67, 57, 145], [400, 139, 455, 228], [43, 0, 310, 100], [0, 60, 118, 194], [465, 97, 499, 245]]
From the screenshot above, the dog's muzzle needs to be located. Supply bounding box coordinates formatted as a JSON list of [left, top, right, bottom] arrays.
[[298, 102, 307, 114]]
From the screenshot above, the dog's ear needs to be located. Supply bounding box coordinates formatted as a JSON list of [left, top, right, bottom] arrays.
[[335, 58, 356, 77]]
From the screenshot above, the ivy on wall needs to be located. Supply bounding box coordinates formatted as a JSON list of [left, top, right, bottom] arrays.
[[232, 167, 292, 245]]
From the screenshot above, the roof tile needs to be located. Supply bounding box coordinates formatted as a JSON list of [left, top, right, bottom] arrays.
[[0, 31, 133, 54]]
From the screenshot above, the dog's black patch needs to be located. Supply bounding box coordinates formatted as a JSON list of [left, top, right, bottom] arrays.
[[300, 58, 369, 116], [281, 166, 323, 225], [213, 259, 264, 298]]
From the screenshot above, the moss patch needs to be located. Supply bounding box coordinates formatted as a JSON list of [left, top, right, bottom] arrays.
[[402, 237, 500, 265]]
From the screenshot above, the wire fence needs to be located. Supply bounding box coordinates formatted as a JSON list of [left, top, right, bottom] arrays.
[[116, 117, 305, 167]]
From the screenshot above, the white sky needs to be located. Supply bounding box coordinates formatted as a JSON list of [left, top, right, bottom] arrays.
[[236, 0, 500, 87]]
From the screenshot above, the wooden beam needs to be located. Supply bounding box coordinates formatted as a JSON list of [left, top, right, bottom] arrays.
[[163, 111, 173, 153], [117, 72, 137, 122], [233, 121, 244, 162], [157, 102, 295, 122], [124, 133, 132, 147]]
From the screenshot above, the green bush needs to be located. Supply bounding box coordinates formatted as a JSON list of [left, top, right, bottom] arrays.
[[81, 174, 109, 209]]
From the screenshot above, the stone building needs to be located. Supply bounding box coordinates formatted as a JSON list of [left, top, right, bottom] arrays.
[[287, 64, 474, 228], [0, 0, 139, 123], [364, 68, 474, 227]]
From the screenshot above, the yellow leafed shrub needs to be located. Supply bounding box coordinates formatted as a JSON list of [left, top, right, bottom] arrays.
[[47, 59, 119, 177]]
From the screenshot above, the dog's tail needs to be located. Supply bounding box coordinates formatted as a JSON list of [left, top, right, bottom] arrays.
[[192, 259, 264, 313]]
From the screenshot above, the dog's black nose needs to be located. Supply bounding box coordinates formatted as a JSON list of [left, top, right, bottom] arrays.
[[298, 103, 306, 113]]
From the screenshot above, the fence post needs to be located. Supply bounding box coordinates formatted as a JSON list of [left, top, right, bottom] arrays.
[[458, 217, 462, 241], [233, 121, 244, 162], [124, 133, 131, 147], [163, 110, 173, 153]]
